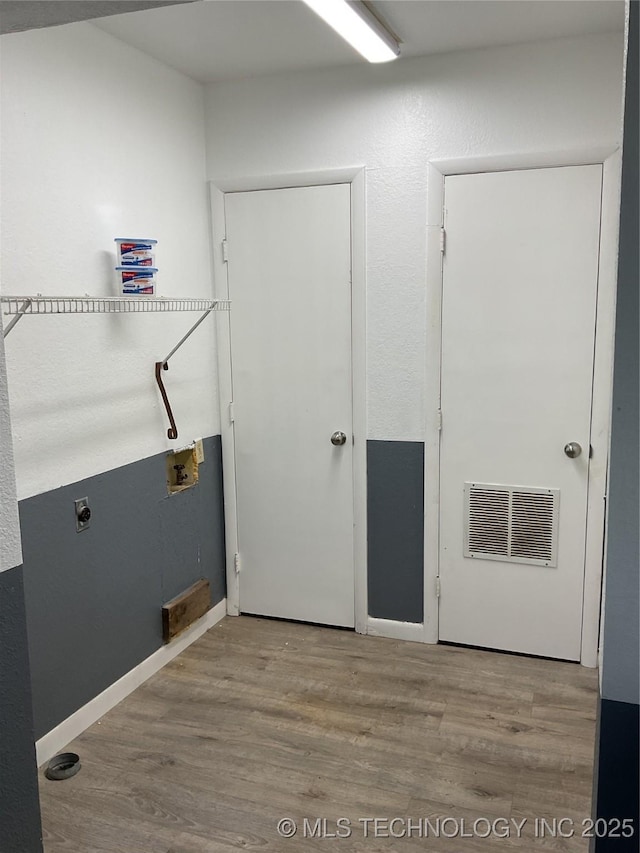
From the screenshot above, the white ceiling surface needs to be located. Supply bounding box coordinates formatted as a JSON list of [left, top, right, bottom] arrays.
[[0, 1, 195, 35], [92, 0, 625, 83]]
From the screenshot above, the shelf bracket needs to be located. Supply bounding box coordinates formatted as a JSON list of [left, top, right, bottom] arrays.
[[2, 298, 32, 338], [1, 294, 229, 439], [155, 307, 214, 440], [155, 361, 179, 440]]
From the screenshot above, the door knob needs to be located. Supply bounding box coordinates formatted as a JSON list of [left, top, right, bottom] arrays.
[[564, 442, 582, 458], [331, 431, 347, 446]]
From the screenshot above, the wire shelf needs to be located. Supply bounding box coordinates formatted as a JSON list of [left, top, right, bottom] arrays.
[[1, 294, 231, 437], [1, 296, 230, 315]]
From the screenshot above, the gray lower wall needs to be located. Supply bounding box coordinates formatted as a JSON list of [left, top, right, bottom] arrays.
[[20, 435, 225, 740], [23, 433, 426, 739], [0, 565, 43, 852], [593, 2, 639, 844], [600, 0, 640, 708], [367, 440, 424, 623], [594, 697, 639, 850]]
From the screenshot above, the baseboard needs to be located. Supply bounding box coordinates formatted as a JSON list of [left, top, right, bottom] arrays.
[[366, 616, 424, 643], [35, 598, 227, 767]]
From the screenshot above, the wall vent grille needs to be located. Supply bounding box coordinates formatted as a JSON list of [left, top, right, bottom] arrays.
[[464, 483, 559, 567]]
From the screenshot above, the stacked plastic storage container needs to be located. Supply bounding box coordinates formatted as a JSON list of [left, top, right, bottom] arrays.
[[115, 238, 158, 295]]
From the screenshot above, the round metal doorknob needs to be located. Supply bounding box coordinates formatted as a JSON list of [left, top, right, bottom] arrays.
[[564, 442, 582, 458], [331, 431, 347, 446]]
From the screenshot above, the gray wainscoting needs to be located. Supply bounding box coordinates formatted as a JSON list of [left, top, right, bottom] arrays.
[[367, 440, 424, 624], [594, 698, 639, 850], [0, 564, 43, 851], [600, 0, 639, 708], [593, 6, 639, 846], [20, 436, 225, 739]]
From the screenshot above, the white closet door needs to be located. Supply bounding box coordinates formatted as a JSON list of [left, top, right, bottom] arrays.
[[225, 184, 354, 627], [439, 165, 602, 660]]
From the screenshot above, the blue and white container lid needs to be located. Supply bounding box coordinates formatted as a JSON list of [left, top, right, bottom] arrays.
[[114, 238, 157, 245], [116, 266, 158, 272]]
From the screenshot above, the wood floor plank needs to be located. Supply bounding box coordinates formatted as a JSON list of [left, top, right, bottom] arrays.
[[39, 616, 598, 853]]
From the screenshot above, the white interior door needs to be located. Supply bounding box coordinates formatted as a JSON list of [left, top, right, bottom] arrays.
[[225, 184, 354, 627], [438, 165, 603, 660]]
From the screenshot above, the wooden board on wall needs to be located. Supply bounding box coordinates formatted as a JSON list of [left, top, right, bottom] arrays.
[[162, 579, 211, 642]]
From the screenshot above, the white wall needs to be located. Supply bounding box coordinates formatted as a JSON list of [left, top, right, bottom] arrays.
[[1, 22, 218, 500], [0, 335, 22, 572], [204, 33, 624, 441], [1, 28, 625, 501]]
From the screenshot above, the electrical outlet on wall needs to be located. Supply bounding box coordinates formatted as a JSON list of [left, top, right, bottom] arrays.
[[195, 439, 205, 464], [75, 497, 91, 532]]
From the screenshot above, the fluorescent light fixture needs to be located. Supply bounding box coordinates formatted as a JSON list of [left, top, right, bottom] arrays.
[[302, 0, 400, 63]]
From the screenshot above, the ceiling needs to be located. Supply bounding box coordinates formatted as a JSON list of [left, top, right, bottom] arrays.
[[87, 0, 624, 84], [0, 1, 195, 35]]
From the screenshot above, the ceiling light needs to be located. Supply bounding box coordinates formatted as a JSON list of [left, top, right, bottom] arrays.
[[302, 0, 400, 63]]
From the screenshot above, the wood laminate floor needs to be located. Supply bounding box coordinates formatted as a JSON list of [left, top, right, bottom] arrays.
[[38, 616, 598, 852]]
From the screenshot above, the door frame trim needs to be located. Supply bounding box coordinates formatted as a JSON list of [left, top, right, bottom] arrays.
[[424, 148, 623, 666], [208, 168, 368, 634]]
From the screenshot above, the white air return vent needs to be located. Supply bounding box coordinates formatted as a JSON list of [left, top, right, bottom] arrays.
[[464, 483, 559, 567]]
